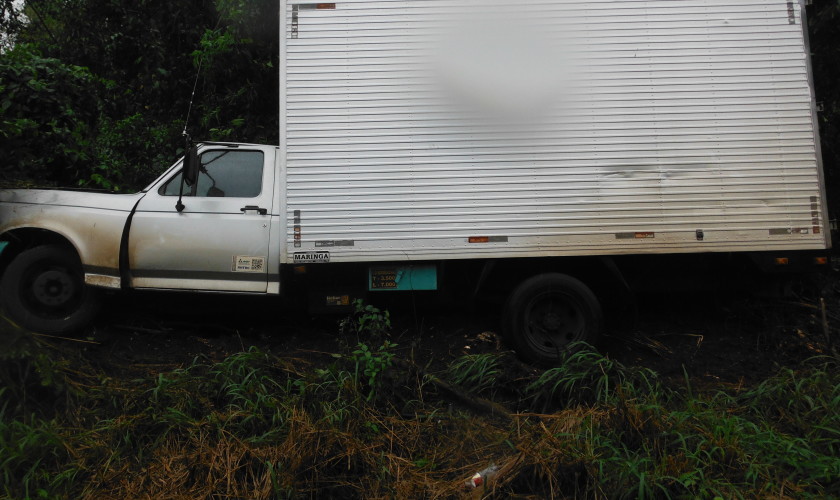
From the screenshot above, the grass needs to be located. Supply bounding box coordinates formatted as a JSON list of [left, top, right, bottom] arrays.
[[524, 342, 661, 409], [445, 353, 504, 395], [1, 313, 839, 499]]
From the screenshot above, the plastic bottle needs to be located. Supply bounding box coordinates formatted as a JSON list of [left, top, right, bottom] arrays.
[[465, 464, 500, 489]]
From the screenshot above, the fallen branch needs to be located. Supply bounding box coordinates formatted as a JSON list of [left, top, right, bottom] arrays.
[[31, 332, 100, 344], [821, 298, 833, 352], [112, 325, 170, 335], [392, 357, 513, 422], [782, 301, 840, 323]]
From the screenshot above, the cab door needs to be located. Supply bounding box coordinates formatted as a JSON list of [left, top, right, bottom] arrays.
[[129, 145, 275, 292]]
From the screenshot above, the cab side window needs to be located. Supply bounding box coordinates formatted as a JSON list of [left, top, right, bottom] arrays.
[[161, 150, 264, 198]]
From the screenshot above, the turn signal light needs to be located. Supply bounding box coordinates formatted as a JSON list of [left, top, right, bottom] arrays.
[[814, 257, 828, 265], [774, 258, 790, 266]]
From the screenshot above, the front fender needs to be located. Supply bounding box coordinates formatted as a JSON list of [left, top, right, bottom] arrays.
[[0, 195, 140, 289]]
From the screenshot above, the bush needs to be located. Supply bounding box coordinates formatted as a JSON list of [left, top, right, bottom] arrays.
[[0, 46, 102, 186]]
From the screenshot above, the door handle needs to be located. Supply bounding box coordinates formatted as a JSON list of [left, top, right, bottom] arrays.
[[241, 205, 268, 215]]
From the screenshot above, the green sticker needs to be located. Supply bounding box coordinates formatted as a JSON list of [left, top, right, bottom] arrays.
[[369, 265, 437, 291]]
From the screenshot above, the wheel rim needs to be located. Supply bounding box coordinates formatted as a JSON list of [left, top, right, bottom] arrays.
[[19, 263, 83, 320], [522, 290, 587, 357]]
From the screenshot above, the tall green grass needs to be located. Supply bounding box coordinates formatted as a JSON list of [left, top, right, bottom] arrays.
[[511, 349, 840, 499], [445, 353, 504, 395]]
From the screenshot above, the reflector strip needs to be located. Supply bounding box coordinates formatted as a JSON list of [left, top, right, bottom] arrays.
[[468, 236, 509, 243]]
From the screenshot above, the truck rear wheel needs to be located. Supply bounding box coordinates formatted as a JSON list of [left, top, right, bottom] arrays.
[[503, 273, 603, 365], [0, 245, 100, 334]]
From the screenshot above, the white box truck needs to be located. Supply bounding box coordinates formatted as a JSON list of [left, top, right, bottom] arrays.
[[0, 0, 830, 363]]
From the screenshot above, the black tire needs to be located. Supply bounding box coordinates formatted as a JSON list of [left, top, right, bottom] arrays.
[[503, 273, 603, 365], [0, 245, 100, 334]]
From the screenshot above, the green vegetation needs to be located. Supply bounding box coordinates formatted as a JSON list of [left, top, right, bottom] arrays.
[[1, 307, 839, 499], [445, 353, 504, 396], [525, 343, 660, 408], [1, 0, 278, 190], [340, 299, 392, 343]]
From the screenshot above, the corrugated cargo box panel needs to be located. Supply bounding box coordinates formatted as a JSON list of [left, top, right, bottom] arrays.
[[281, 0, 828, 263]]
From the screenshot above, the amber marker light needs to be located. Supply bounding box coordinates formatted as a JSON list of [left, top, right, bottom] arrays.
[[469, 236, 490, 243], [814, 257, 829, 265], [775, 258, 790, 266]]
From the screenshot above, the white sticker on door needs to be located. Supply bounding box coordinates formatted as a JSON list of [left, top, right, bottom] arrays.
[[232, 256, 266, 272]]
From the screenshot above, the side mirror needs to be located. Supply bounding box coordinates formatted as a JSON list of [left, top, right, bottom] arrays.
[[182, 146, 200, 186]]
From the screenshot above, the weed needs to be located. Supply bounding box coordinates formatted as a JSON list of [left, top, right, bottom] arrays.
[[0, 415, 78, 499], [351, 340, 398, 402], [340, 299, 391, 343], [0, 329, 73, 419], [445, 353, 504, 395], [310, 366, 359, 426], [525, 342, 659, 410]]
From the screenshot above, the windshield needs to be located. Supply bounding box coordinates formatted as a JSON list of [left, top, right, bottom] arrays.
[[141, 157, 184, 193]]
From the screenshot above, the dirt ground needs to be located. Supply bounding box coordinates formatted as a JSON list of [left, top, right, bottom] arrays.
[[69, 267, 839, 392]]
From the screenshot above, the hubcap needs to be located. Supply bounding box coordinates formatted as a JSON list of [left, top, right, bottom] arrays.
[[32, 269, 76, 307], [525, 292, 586, 355]]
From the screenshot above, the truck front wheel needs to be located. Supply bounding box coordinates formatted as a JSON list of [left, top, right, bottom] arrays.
[[0, 245, 100, 334], [503, 273, 603, 365]]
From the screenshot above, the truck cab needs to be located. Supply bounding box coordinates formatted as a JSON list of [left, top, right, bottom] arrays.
[[0, 143, 284, 332]]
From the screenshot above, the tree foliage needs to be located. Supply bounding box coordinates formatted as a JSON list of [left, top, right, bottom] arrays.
[[0, 0, 25, 51], [0, 47, 101, 185], [0, 0, 278, 190], [809, 0, 840, 219]]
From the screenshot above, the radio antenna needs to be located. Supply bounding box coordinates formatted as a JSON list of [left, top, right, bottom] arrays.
[[183, 55, 204, 138], [177, 52, 206, 213]]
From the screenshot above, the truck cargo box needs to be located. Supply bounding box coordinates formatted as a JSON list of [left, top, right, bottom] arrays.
[[280, 0, 828, 264]]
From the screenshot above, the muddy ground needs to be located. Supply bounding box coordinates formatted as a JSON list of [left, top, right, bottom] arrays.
[[67, 268, 839, 394]]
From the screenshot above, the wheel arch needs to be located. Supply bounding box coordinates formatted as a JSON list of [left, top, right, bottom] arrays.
[[0, 227, 82, 279]]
